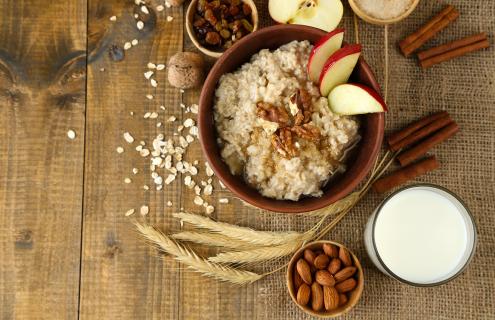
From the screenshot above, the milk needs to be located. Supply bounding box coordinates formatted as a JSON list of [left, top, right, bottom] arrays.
[[364, 185, 476, 285]]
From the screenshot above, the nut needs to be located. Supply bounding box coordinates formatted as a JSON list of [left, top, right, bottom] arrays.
[[339, 247, 353, 267], [328, 258, 342, 275], [335, 278, 357, 293], [303, 249, 316, 266], [293, 269, 304, 290], [311, 282, 324, 311], [334, 266, 357, 283], [296, 259, 312, 285], [323, 243, 339, 258], [296, 283, 311, 306], [167, 52, 204, 89], [339, 293, 348, 306], [315, 270, 335, 287], [323, 286, 339, 311], [313, 254, 330, 270]]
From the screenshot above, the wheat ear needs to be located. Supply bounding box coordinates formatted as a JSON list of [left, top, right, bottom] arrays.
[[173, 212, 305, 246], [135, 222, 262, 285], [171, 231, 254, 250]]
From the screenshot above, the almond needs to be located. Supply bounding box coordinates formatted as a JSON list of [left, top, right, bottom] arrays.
[[335, 278, 357, 293], [313, 254, 330, 270], [339, 293, 348, 306], [296, 283, 311, 306], [303, 249, 316, 266], [339, 247, 353, 267], [323, 243, 339, 258], [334, 266, 357, 283], [296, 258, 312, 284], [328, 258, 342, 275], [315, 270, 336, 287], [323, 286, 339, 311], [293, 269, 304, 290], [311, 282, 324, 311]]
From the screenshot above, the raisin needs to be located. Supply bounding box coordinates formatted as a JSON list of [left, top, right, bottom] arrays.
[[204, 9, 218, 25], [205, 31, 221, 45], [229, 5, 240, 16], [242, 3, 252, 15]]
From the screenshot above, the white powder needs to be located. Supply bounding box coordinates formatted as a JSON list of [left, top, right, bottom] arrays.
[[355, 0, 414, 20]]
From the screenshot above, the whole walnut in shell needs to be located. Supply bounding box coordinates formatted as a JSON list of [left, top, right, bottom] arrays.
[[167, 0, 185, 7], [167, 52, 204, 89]]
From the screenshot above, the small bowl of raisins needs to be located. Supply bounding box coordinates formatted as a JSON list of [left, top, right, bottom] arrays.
[[186, 0, 258, 58]]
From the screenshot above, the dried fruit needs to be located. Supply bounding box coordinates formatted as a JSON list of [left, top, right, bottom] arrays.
[[315, 270, 335, 287], [328, 258, 342, 275], [296, 283, 311, 306], [323, 286, 339, 311], [323, 243, 339, 258], [335, 278, 357, 293], [296, 259, 312, 285], [339, 247, 353, 267], [314, 254, 330, 270], [311, 282, 324, 311], [339, 293, 348, 306], [334, 266, 357, 283], [303, 249, 316, 266]]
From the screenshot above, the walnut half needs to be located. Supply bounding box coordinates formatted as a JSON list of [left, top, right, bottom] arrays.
[[256, 102, 290, 127]]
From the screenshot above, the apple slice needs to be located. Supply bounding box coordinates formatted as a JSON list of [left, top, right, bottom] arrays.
[[307, 28, 345, 83], [328, 83, 388, 115], [269, 0, 343, 32], [318, 44, 362, 96]]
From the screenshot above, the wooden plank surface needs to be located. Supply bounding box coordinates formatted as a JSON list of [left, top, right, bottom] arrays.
[[0, 0, 87, 319], [80, 1, 183, 319]]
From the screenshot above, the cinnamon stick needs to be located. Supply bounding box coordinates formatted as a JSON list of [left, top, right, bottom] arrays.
[[420, 38, 490, 68], [399, 5, 454, 51], [397, 122, 459, 166], [387, 111, 449, 146], [417, 32, 487, 60], [389, 115, 453, 151], [400, 6, 459, 57], [372, 156, 440, 193]]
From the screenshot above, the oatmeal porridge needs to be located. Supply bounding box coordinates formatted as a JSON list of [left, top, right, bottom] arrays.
[[214, 40, 360, 201]]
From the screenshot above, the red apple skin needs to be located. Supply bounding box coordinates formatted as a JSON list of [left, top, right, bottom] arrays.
[[347, 83, 388, 111], [307, 28, 345, 79], [318, 44, 362, 85]]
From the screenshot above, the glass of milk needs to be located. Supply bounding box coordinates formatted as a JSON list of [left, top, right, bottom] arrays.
[[364, 184, 477, 286]]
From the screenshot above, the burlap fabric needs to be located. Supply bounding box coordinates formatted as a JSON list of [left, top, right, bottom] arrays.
[[229, 1, 495, 319]]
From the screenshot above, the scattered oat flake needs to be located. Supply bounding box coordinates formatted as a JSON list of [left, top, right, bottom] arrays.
[[125, 209, 135, 216], [144, 112, 151, 119], [147, 62, 156, 69], [165, 174, 176, 184], [204, 185, 213, 196], [150, 79, 158, 87], [219, 198, 229, 204], [140, 5, 149, 14], [124, 178, 132, 184], [130, 111, 134, 116], [110, 15, 117, 21], [67, 130, 76, 140], [190, 104, 199, 114], [167, 201, 173, 207], [194, 196, 204, 206], [144, 71, 153, 79], [165, 1, 171, 8], [156, 5, 164, 11], [156, 64, 165, 71], [131, 39, 138, 46], [123, 132, 134, 143], [160, 105, 166, 110], [100, 68, 105, 72], [116, 146, 124, 153], [194, 185, 201, 195], [206, 205, 215, 214], [149, 112, 158, 119], [205, 162, 214, 177], [140, 205, 149, 215], [167, 16, 174, 22], [168, 116, 176, 122], [137, 21, 144, 30], [132, 168, 139, 174], [140, 149, 150, 157], [219, 180, 226, 189], [124, 42, 132, 50], [143, 185, 149, 190], [156, 122, 162, 127], [146, 94, 154, 100]]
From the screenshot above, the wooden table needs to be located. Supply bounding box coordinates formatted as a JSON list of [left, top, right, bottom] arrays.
[[2, 0, 495, 319]]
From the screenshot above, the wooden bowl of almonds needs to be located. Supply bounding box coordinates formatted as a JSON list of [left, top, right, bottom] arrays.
[[287, 241, 364, 318], [186, 0, 259, 58]]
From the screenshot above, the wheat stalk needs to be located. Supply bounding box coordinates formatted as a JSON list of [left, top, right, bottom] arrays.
[[171, 231, 253, 250], [173, 212, 306, 246], [135, 222, 262, 285], [302, 191, 360, 218], [208, 239, 306, 265]]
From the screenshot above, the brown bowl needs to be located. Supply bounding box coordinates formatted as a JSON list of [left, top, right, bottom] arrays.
[[198, 25, 385, 213], [287, 241, 364, 318], [186, 0, 259, 58]]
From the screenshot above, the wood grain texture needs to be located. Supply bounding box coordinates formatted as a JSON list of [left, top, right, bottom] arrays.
[[0, 0, 87, 319], [80, 1, 183, 319]]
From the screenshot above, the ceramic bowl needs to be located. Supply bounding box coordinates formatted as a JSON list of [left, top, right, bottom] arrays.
[[287, 240, 364, 318], [349, 0, 420, 25], [186, 0, 259, 58], [198, 25, 385, 213]]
